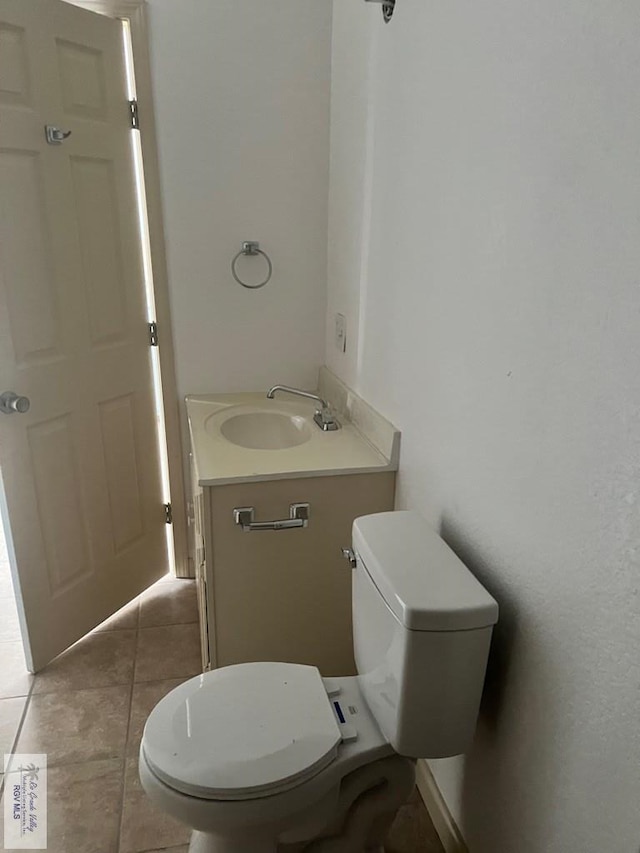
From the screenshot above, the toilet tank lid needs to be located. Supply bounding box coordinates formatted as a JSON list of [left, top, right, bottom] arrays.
[[353, 511, 499, 632]]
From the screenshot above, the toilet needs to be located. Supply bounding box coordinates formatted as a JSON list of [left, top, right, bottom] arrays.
[[139, 511, 499, 852]]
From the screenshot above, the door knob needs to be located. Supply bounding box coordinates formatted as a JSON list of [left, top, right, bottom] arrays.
[[0, 392, 30, 414]]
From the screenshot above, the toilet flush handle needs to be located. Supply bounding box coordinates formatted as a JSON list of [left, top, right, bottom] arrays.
[[341, 548, 357, 569]]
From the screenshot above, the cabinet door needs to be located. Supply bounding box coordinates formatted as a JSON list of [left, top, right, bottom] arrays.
[[207, 473, 395, 676]]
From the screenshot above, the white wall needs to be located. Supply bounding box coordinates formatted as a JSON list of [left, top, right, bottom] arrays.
[[328, 1, 640, 851], [147, 0, 331, 399]]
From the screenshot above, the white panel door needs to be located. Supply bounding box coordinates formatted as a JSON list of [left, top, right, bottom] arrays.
[[0, 0, 167, 671]]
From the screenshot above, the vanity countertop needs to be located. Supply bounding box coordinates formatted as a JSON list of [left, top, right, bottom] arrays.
[[186, 392, 399, 486]]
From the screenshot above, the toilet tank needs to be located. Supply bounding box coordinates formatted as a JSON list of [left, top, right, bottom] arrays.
[[352, 511, 499, 759]]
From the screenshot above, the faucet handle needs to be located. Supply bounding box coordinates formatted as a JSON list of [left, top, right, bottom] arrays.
[[314, 407, 340, 432], [341, 547, 357, 569], [267, 385, 340, 430]]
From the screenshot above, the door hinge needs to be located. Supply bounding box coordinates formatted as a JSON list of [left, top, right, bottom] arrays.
[[128, 99, 140, 130], [164, 503, 173, 524], [148, 321, 158, 346]]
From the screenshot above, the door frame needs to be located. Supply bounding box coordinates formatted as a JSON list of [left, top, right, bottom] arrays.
[[62, 0, 189, 577]]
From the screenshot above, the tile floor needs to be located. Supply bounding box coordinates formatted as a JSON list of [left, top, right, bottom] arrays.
[[0, 533, 443, 853]]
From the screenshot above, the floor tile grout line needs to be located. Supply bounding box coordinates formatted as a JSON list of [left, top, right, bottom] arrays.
[[131, 675, 200, 686], [137, 617, 199, 630], [28, 676, 139, 698], [138, 847, 187, 853], [137, 847, 186, 853], [137, 619, 199, 631], [117, 597, 141, 853], [0, 672, 35, 798], [99, 619, 198, 632]]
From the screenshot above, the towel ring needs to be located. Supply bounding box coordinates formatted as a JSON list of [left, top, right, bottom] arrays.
[[231, 241, 273, 289]]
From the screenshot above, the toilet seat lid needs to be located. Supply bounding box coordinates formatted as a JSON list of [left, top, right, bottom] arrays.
[[141, 662, 342, 800]]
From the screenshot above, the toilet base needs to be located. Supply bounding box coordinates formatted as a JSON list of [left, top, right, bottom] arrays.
[[292, 755, 415, 851], [182, 756, 415, 853]]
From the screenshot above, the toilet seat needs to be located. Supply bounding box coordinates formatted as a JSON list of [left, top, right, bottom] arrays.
[[142, 662, 342, 801]]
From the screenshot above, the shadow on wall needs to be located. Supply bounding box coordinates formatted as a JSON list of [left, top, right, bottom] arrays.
[[438, 518, 565, 853]]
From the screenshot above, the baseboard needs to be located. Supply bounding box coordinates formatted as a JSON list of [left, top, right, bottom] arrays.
[[415, 759, 468, 853]]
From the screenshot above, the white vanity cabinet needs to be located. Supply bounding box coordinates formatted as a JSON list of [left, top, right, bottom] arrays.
[[187, 385, 400, 676], [194, 471, 395, 676]]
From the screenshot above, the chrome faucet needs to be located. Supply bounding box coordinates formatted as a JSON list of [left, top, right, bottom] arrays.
[[266, 385, 340, 432]]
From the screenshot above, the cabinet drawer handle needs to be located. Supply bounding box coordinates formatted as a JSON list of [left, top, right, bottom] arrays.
[[233, 503, 310, 532]]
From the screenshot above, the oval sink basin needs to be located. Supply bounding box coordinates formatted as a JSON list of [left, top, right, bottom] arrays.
[[220, 412, 311, 450]]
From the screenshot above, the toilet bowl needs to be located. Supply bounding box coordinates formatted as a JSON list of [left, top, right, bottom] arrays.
[[140, 663, 413, 851], [140, 511, 499, 852]]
